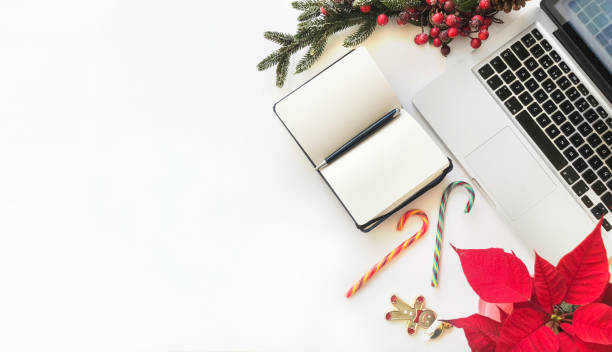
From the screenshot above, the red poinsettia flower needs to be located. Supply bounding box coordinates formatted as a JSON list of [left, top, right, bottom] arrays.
[[445, 218, 612, 351]]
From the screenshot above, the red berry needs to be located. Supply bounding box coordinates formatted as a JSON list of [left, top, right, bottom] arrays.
[[414, 32, 429, 45], [426, 0, 437, 5], [439, 30, 450, 42], [484, 18, 492, 26], [444, 0, 455, 12], [432, 12, 444, 25], [471, 38, 482, 48], [480, 25, 488, 31], [407, 8, 417, 14], [479, 29, 489, 40], [479, 0, 491, 9], [360, 5, 371, 13], [448, 27, 458, 38], [441, 45, 451, 56], [432, 38, 442, 47], [397, 18, 407, 25], [472, 15, 484, 23], [460, 25, 470, 36], [430, 27, 440, 38], [445, 14, 457, 27], [320, 7, 328, 16], [377, 13, 389, 26]]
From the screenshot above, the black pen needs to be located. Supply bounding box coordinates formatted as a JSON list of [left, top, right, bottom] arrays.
[[316, 108, 401, 170]]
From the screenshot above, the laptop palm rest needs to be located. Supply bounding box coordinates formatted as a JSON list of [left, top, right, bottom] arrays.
[[466, 127, 556, 220]]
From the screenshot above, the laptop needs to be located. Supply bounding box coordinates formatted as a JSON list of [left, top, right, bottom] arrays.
[[413, 0, 611, 262]]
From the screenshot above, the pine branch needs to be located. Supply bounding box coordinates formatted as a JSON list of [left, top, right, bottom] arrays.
[[263, 31, 295, 46], [292, 0, 323, 10], [343, 16, 377, 46], [298, 7, 321, 21]]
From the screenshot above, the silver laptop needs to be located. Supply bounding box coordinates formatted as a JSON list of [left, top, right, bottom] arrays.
[[414, 0, 612, 261]]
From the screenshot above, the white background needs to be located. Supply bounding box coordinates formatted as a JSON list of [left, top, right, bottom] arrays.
[[0, 1, 549, 351]]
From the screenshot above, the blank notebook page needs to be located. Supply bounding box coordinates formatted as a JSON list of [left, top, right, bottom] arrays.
[[319, 110, 449, 225]]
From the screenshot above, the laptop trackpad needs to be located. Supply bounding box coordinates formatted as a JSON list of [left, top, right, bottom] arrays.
[[466, 127, 556, 220]]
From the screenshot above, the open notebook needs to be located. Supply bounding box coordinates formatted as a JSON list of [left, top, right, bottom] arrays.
[[274, 48, 452, 232]]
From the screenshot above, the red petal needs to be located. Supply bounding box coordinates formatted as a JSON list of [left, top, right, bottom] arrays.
[[558, 332, 580, 352], [534, 252, 567, 313], [453, 246, 532, 303], [498, 306, 509, 323], [572, 303, 612, 345], [446, 314, 501, 351], [558, 218, 609, 305], [574, 339, 612, 352], [497, 308, 558, 352]]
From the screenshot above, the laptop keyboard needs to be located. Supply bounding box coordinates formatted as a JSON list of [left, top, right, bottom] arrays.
[[476, 27, 612, 231]]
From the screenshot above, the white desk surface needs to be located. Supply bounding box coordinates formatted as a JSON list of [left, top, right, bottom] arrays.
[[0, 1, 543, 351]]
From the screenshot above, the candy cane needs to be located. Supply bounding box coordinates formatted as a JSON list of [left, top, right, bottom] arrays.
[[346, 210, 429, 298], [431, 181, 475, 288]]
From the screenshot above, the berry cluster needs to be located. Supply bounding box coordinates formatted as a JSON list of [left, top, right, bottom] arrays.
[[320, 0, 500, 57]]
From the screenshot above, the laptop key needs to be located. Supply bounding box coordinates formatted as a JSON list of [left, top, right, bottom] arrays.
[[501, 70, 516, 83], [521, 33, 536, 47], [564, 146, 579, 161], [559, 61, 571, 73], [583, 169, 597, 183], [533, 89, 547, 103], [578, 122, 594, 136], [518, 91, 533, 105], [478, 64, 495, 79], [560, 100, 575, 115], [593, 181, 607, 195], [560, 122, 576, 136], [534, 68, 547, 81], [607, 118, 612, 129], [490, 56, 507, 73], [579, 144, 594, 158], [598, 167, 612, 182], [596, 145, 611, 159], [531, 28, 543, 40], [603, 219, 611, 231], [584, 109, 598, 123], [573, 158, 588, 172], [538, 54, 553, 69], [510, 81, 525, 94], [525, 57, 539, 71], [541, 39, 552, 51], [550, 89, 564, 103], [557, 76, 571, 90], [530, 44, 545, 58], [501, 49, 521, 70], [594, 120, 607, 134], [515, 110, 568, 170], [504, 97, 522, 115], [542, 78, 556, 92], [596, 106, 608, 118], [588, 155, 603, 170], [550, 50, 561, 62], [572, 180, 589, 196], [568, 72, 580, 84], [591, 203, 608, 218], [487, 75, 503, 90], [575, 98, 589, 112], [568, 111, 584, 126], [511, 41, 530, 60], [545, 124, 561, 138], [577, 84, 589, 95], [548, 66, 562, 80], [536, 114, 551, 127], [586, 95, 598, 107], [542, 100, 556, 114], [525, 78, 539, 92], [566, 87, 580, 101], [551, 111, 566, 124], [516, 67, 530, 81], [582, 195, 594, 207], [496, 86, 512, 101], [587, 133, 603, 147], [527, 102, 543, 117], [603, 131, 612, 145], [569, 133, 585, 147], [555, 135, 570, 149], [561, 165, 580, 184]]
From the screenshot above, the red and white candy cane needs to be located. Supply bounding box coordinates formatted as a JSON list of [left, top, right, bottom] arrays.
[[346, 210, 429, 298]]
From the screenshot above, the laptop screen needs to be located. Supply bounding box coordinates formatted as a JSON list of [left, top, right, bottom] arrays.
[[553, 0, 612, 75]]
